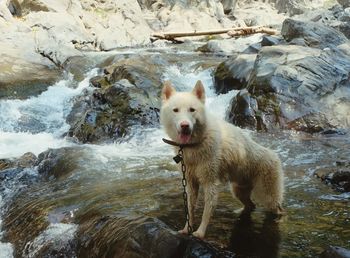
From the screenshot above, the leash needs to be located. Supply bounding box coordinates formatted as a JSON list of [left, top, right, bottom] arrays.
[[162, 138, 200, 235]]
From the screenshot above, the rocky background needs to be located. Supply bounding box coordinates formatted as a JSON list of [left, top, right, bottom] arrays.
[[1, 0, 350, 257]]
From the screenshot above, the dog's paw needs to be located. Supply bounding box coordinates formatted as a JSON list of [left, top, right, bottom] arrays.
[[192, 230, 205, 239], [178, 228, 189, 235]]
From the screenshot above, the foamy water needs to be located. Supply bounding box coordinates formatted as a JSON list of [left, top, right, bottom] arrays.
[[0, 69, 98, 159]]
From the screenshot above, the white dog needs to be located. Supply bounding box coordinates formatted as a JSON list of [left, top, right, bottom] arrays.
[[160, 80, 284, 239]]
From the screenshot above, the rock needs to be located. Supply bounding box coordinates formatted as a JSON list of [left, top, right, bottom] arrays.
[[308, 5, 350, 40], [226, 44, 350, 133], [67, 54, 166, 143], [337, 0, 350, 8], [320, 245, 350, 258], [0, 44, 61, 99], [222, 0, 237, 14], [261, 35, 283, 47], [0, 152, 36, 172], [16, 152, 37, 168], [281, 18, 348, 49], [36, 147, 82, 179], [77, 215, 234, 258], [329, 170, 350, 192], [314, 159, 350, 192], [274, 0, 311, 16], [214, 54, 256, 94], [227, 89, 258, 130]]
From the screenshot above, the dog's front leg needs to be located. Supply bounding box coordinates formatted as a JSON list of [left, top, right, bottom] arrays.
[[179, 178, 199, 234], [193, 183, 218, 239]]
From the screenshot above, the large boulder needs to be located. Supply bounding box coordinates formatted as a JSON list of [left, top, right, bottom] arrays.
[[308, 5, 350, 40], [281, 18, 348, 49], [67, 55, 167, 143], [227, 44, 350, 133], [0, 43, 60, 99], [213, 54, 257, 94]]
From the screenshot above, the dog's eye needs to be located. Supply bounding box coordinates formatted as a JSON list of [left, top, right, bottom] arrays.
[[189, 107, 196, 112], [173, 108, 179, 113]]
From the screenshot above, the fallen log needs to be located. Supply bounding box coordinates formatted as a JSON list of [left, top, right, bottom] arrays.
[[151, 26, 278, 41], [227, 26, 277, 37]]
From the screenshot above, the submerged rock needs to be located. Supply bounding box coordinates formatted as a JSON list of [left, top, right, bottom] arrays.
[[36, 147, 83, 179], [77, 215, 234, 258], [320, 245, 350, 258]]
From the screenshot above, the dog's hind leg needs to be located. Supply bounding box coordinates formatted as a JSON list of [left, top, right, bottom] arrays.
[[231, 182, 256, 214], [179, 179, 199, 235], [193, 183, 218, 239]]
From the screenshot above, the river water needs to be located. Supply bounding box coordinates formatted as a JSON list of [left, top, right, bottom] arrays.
[[0, 46, 349, 257]]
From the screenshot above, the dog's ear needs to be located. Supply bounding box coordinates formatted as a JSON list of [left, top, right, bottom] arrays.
[[192, 80, 205, 103], [162, 81, 176, 101]]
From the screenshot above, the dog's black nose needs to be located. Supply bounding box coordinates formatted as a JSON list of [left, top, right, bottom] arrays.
[[181, 123, 189, 129]]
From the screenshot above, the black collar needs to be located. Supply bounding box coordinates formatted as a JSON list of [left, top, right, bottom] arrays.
[[162, 138, 202, 148]]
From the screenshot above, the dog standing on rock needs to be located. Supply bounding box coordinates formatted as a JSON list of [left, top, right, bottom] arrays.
[[160, 80, 284, 239]]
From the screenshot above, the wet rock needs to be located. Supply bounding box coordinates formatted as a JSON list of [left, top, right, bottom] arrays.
[[77, 215, 234, 258], [227, 89, 258, 130], [227, 44, 350, 132], [261, 35, 283, 47], [309, 5, 350, 40], [0, 153, 36, 172], [214, 54, 256, 94], [67, 55, 166, 143], [329, 170, 350, 192], [0, 159, 13, 171], [89, 75, 109, 88], [36, 147, 82, 179], [320, 245, 350, 258], [315, 159, 350, 192], [281, 18, 348, 49], [63, 56, 97, 82]]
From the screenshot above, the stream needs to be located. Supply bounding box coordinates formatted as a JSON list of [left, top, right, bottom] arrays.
[[0, 45, 349, 257]]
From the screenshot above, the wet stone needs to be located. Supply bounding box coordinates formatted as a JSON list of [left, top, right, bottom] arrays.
[[320, 245, 350, 258], [36, 148, 81, 180], [77, 215, 235, 258]]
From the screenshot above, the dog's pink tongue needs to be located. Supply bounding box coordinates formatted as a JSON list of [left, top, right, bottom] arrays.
[[179, 134, 191, 144]]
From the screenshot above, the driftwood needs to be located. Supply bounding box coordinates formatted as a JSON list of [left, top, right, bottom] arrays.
[[152, 26, 277, 41]]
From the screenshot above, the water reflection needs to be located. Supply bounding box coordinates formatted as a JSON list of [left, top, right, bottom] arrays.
[[228, 213, 281, 258]]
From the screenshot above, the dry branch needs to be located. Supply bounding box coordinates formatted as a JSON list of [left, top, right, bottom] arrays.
[[227, 27, 277, 37], [151, 26, 277, 41]]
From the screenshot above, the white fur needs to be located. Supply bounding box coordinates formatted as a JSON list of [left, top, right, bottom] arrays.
[[160, 81, 284, 239]]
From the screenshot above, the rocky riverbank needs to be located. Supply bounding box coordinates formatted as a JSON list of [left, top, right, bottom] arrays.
[[1, 0, 350, 257]]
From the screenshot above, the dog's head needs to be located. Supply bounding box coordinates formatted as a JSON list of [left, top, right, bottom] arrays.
[[160, 80, 207, 144]]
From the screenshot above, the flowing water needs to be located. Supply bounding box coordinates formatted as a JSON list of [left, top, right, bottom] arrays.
[[0, 45, 349, 257]]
